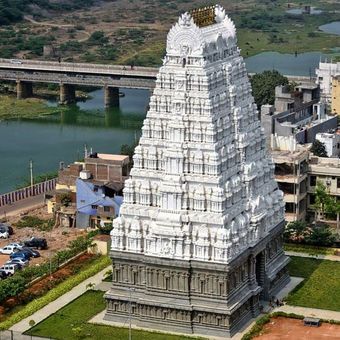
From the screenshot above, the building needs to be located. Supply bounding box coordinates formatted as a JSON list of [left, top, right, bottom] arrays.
[[315, 131, 340, 157], [54, 153, 130, 228], [316, 60, 340, 105], [105, 6, 289, 338], [76, 178, 123, 229], [261, 84, 337, 147], [331, 76, 340, 115], [271, 136, 308, 222], [308, 156, 340, 221]]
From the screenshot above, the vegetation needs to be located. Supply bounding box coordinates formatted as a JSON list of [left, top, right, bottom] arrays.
[[250, 70, 288, 108], [284, 243, 338, 256], [27, 290, 204, 340], [311, 140, 328, 157], [0, 233, 95, 303], [14, 216, 54, 232], [284, 221, 336, 247], [120, 140, 139, 164], [286, 256, 340, 311], [312, 180, 340, 227], [0, 256, 110, 330], [0, 95, 67, 120]]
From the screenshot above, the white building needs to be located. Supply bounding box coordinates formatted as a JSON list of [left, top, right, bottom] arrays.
[[316, 60, 340, 105], [105, 5, 289, 338], [316, 131, 340, 157]]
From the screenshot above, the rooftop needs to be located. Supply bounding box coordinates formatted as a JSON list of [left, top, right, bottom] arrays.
[[271, 149, 309, 163], [97, 153, 129, 161]]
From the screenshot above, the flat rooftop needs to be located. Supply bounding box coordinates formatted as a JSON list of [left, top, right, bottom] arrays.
[[271, 149, 309, 163], [97, 153, 129, 161]]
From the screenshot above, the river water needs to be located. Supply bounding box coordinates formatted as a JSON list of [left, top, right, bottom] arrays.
[[1, 51, 339, 193]]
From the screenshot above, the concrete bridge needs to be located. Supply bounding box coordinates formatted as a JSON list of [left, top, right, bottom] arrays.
[[0, 58, 158, 106], [0, 58, 314, 106]]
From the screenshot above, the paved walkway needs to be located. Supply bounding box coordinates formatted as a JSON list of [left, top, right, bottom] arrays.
[[0, 192, 53, 220], [286, 251, 340, 262], [276, 304, 340, 321], [10, 265, 111, 333]]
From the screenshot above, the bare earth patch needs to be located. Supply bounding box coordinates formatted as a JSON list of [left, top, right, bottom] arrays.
[[254, 317, 340, 340]]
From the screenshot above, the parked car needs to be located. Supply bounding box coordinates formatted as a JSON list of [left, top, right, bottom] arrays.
[[0, 269, 8, 280], [8, 242, 24, 250], [0, 245, 18, 255], [0, 263, 20, 276], [6, 258, 29, 267], [0, 225, 14, 235], [24, 238, 47, 250], [22, 247, 40, 258], [0, 231, 9, 239], [10, 251, 30, 261]]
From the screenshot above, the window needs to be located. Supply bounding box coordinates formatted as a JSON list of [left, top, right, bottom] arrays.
[[80, 200, 85, 204], [309, 194, 316, 205], [91, 204, 98, 209], [104, 206, 110, 212], [93, 187, 98, 192], [310, 176, 316, 187], [337, 178, 340, 188]]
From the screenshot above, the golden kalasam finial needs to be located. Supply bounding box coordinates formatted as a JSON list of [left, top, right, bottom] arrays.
[[190, 5, 216, 27]]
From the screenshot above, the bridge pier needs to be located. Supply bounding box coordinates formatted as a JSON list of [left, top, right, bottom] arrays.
[[16, 80, 33, 99], [59, 83, 76, 105], [104, 86, 119, 108]]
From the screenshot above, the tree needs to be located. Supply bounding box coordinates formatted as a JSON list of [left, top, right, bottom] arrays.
[[120, 140, 139, 164], [305, 225, 335, 247], [312, 180, 332, 222], [284, 221, 308, 243], [311, 140, 328, 157], [250, 70, 288, 108]]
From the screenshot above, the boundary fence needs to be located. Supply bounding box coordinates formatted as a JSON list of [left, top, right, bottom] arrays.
[[0, 179, 56, 207]]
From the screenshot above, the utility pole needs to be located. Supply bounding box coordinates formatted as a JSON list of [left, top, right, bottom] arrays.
[[49, 218, 53, 279], [29, 158, 34, 187]]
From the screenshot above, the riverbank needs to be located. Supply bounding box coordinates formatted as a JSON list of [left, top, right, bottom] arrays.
[[0, 95, 67, 121]]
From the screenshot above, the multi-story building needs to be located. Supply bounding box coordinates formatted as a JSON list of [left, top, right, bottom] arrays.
[[308, 156, 340, 218], [105, 6, 289, 338], [315, 131, 340, 157], [316, 60, 340, 105], [261, 85, 336, 148], [271, 144, 308, 223]]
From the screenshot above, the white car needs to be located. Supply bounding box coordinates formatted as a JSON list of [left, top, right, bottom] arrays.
[[0, 263, 20, 276], [0, 245, 18, 254], [0, 231, 9, 239], [6, 258, 28, 267], [8, 242, 24, 250]]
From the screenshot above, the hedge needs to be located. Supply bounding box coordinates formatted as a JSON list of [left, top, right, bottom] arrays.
[[284, 243, 338, 256], [0, 256, 111, 330]]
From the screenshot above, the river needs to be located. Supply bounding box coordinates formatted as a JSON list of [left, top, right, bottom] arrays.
[[0, 51, 339, 194]]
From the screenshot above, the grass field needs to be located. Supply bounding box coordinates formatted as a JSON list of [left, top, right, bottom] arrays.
[[286, 256, 340, 311], [27, 290, 204, 340], [0, 95, 67, 120]]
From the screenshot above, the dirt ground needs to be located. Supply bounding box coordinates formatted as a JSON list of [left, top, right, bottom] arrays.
[[254, 317, 340, 340], [0, 206, 85, 267]]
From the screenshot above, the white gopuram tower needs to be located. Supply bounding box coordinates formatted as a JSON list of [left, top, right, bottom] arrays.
[[105, 5, 289, 337]]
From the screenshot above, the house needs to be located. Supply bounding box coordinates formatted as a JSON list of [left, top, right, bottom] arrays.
[[76, 178, 123, 229]]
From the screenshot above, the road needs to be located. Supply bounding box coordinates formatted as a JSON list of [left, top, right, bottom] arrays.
[[0, 191, 54, 220]]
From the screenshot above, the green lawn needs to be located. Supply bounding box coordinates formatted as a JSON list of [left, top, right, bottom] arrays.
[[27, 290, 204, 340], [286, 256, 340, 311]]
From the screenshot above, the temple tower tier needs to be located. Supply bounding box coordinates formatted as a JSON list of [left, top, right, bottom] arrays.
[[105, 5, 290, 338]]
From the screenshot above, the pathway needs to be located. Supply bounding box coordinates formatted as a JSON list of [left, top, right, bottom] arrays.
[[285, 251, 340, 262], [9, 265, 111, 333], [276, 304, 340, 322], [0, 192, 53, 220]]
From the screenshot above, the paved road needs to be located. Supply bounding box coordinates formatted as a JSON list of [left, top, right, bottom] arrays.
[[0, 191, 54, 220]]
